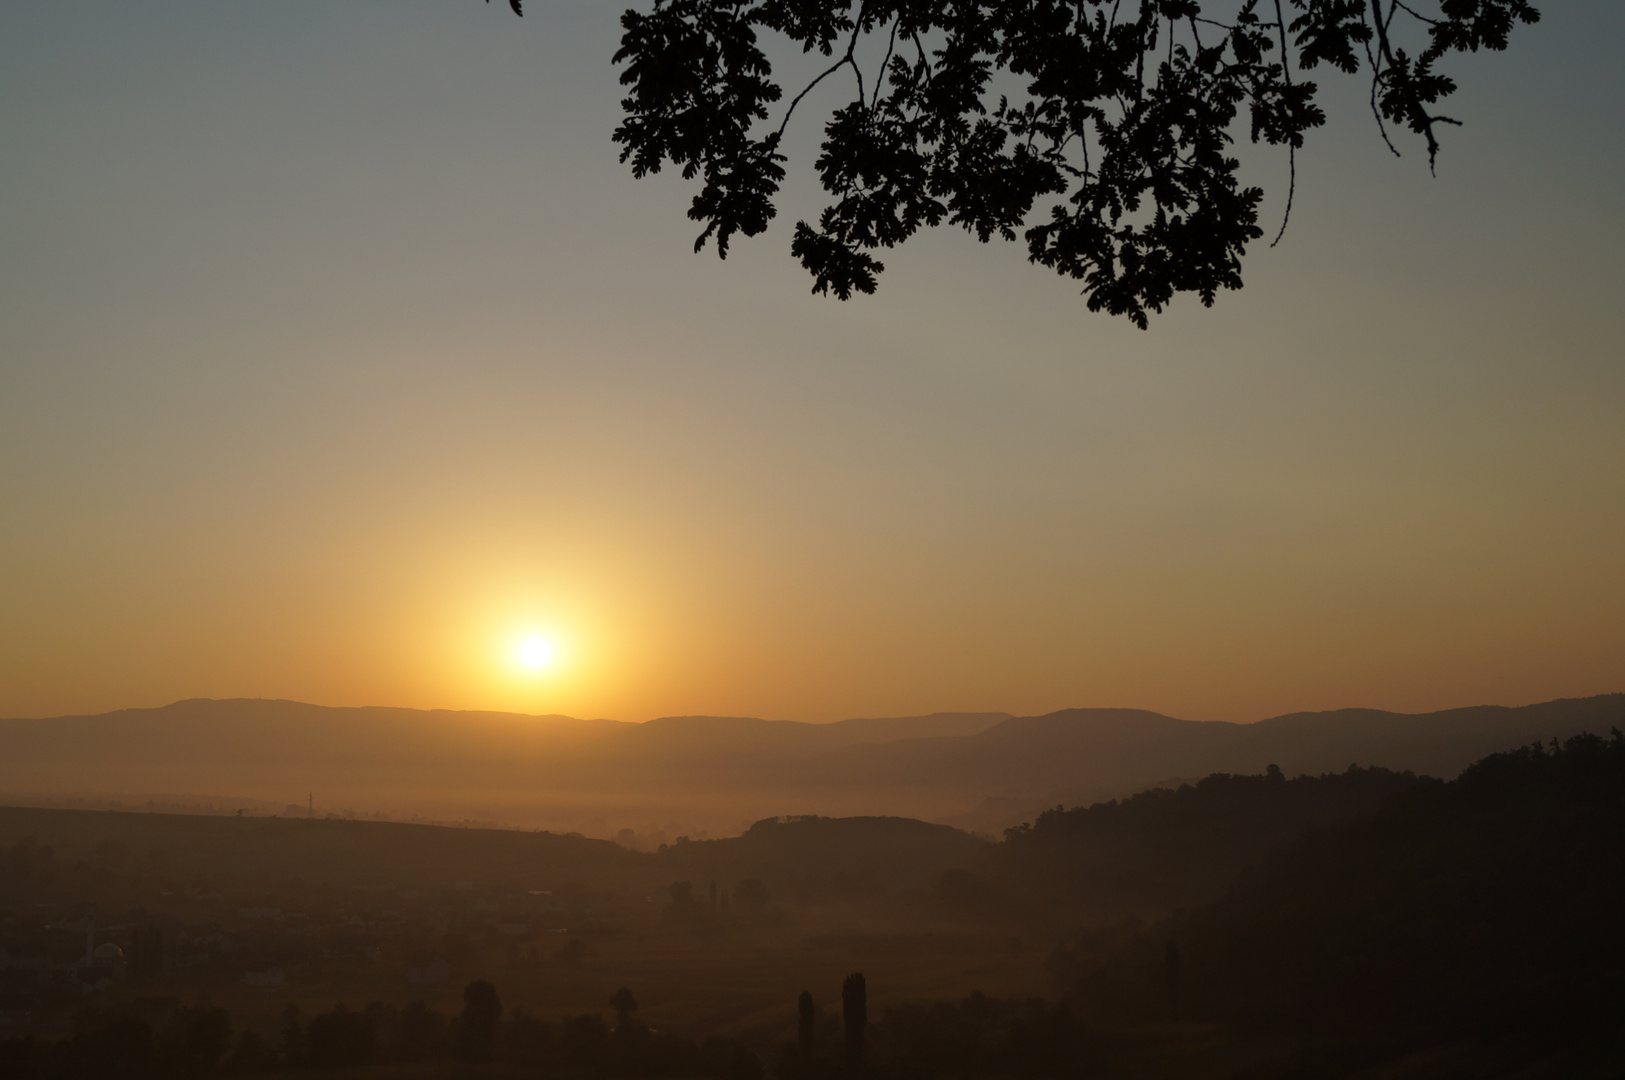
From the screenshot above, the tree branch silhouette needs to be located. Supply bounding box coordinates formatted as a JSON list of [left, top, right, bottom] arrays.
[[592, 0, 1539, 325]]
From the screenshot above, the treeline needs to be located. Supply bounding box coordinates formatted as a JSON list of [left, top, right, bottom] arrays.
[[977, 763, 1431, 916], [827, 992, 1103, 1080], [0, 977, 1107, 1080], [1054, 731, 1625, 1070], [0, 981, 764, 1080], [657, 816, 986, 902], [0, 807, 645, 894]]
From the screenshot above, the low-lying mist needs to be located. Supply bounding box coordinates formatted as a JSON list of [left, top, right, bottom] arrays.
[[2, 695, 1618, 839]]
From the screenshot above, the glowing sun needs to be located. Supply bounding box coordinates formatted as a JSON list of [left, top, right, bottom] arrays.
[[516, 636, 559, 671]]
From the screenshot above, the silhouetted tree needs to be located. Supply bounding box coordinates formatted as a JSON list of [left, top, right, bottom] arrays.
[[276, 1004, 305, 1068], [561, 1013, 612, 1069], [603, 0, 1539, 323], [797, 990, 817, 1057], [305, 1004, 375, 1069], [1061, 730, 1625, 1058], [500, 1006, 558, 1068], [842, 972, 866, 1067], [611, 987, 640, 1033], [165, 994, 232, 1074], [61, 1008, 154, 1080], [393, 1000, 452, 1062], [558, 937, 586, 966], [4, 839, 53, 881], [130, 925, 164, 982], [0, 1035, 36, 1078], [1163, 940, 1181, 1019], [95, 839, 128, 869], [222, 1027, 278, 1073], [0, 981, 787, 1080], [666, 878, 723, 927], [734, 878, 771, 911], [988, 763, 1429, 917], [455, 980, 504, 1063]]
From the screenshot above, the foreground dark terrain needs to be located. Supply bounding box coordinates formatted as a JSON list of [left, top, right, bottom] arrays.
[[2, 728, 1622, 1078]]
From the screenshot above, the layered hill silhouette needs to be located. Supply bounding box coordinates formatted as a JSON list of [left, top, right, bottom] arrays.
[[1, 695, 1619, 836], [1058, 730, 1625, 1071], [655, 814, 987, 894], [0, 803, 646, 891], [5, 735, 1619, 1077], [974, 764, 1433, 919]]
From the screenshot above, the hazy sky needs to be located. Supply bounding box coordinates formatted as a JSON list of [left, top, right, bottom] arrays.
[[3, 1, 1621, 724]]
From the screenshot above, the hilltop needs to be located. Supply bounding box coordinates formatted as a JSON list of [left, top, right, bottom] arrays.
[[1, 695, 1619, 836]]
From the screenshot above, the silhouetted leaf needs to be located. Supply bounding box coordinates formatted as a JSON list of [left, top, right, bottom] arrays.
[[611, 0, 1539, 322]]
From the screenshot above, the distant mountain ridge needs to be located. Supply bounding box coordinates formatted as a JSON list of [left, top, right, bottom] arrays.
[[0, 700, 1012, 783], [811, 696, 1625, 792], [1, 695, 1618, 836]]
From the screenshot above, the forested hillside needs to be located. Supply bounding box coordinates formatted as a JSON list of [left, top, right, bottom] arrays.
[[979, 765, 1430, 918], [1057, 731, 1625, 1073]]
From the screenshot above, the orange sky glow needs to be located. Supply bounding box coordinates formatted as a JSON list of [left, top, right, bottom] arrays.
[[1, 2, 1621, 725]]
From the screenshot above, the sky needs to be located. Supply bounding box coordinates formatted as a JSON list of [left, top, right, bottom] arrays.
[[2, 1, 1621, 725]]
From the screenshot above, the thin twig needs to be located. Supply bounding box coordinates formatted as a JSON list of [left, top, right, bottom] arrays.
[[1391, 1, 1441, 25], [1361, 36, 1401, 157], [1271, 145, 1295, 247], [846, 2, 867, 104], [777, 4, 868, 137], [1270, 0, 1296, 246], [872, 16, 900, 110], [776, 57, 850, 138]]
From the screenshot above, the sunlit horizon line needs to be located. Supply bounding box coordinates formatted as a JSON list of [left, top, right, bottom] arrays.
[[6, 689, 1618, 727]]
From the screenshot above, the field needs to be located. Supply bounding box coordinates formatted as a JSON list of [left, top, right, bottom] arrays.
[[0, 804, 1044, 1047]]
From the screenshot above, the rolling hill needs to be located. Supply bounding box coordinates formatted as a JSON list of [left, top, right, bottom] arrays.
[[1, 695, 1619, 836]]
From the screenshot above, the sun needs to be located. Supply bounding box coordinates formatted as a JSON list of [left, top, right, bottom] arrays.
[[515, 636, 559, 672]]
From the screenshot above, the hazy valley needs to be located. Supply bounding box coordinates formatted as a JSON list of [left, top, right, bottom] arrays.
[[2, 698, 1622, 1078], [4, 695, 1619, 840]]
